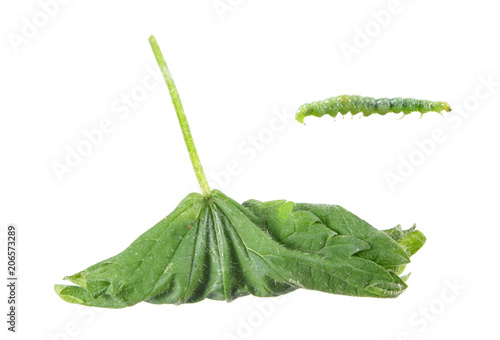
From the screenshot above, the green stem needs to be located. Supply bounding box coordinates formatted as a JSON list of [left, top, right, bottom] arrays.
[[149, 35, 211, 197]]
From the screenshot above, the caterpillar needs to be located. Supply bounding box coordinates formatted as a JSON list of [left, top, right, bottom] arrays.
[[296, 95, 451, 124]]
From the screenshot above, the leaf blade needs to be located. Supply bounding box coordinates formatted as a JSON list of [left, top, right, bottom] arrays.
[[56, 190, 423, 307]]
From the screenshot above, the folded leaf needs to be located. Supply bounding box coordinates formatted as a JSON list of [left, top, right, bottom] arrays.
[[55, 190, 423, 308]]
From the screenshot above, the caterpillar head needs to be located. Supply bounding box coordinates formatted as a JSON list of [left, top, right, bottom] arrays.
[[432, 101, 452, 113], [296, 104, 313, 124], [296, 102, 326, 124]]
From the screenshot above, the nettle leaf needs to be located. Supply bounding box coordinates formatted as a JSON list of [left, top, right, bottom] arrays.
[[56, 191, 424, 307], [55, 36, 426, 308]]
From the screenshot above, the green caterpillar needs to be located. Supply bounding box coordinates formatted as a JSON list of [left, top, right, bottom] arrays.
[[296, 95, 451, 124]]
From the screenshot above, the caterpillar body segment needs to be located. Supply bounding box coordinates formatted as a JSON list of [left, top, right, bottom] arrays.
[[296, 95, 451, 124]]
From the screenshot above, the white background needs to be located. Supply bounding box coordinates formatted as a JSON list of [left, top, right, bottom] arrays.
[[1, 0, 499, 339]]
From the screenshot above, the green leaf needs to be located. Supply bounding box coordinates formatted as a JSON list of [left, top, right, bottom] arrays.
[[56, 190, 423, 307]]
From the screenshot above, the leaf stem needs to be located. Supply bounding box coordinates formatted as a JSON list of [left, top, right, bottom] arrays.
[[149, 35, 211, 197]]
